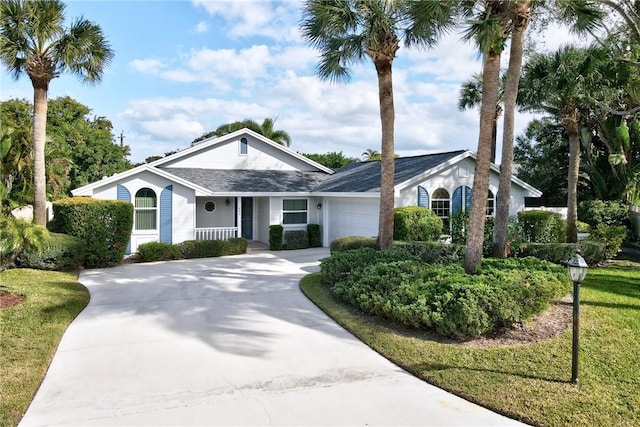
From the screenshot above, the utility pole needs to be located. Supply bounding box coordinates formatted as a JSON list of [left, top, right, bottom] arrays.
[[119, 131, 125, 147]]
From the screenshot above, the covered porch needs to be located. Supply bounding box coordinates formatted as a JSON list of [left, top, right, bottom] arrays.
[[194, 196, 269, 243]]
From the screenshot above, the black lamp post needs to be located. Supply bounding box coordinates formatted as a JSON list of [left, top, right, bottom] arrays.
[[568, 251, 588, 384]]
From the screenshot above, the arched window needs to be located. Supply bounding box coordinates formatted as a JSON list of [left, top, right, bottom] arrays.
[[240, 137, 248, 155], [486, 190, 495, 217], [417, 186, 429, 207], [431, 188, 450, 228], [135, 188, 157, 230]]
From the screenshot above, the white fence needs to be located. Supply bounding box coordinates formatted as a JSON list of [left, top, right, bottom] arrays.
[[195, 227, 238, 241], [523, 206, 568, 219]]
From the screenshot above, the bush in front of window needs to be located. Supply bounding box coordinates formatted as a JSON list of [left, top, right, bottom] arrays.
[[16, 232, 86, 271], [307, 224, 322, 247], [393, 206, 443, 242], [269, 225, 283, 250], [517, 210, 564, 243], [284, 230, 309, 250], [48, 197, 133, 268]]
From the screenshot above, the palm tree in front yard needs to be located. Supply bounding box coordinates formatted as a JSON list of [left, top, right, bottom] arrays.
[[0, 0, 113, 225], [300, 0, 456, 249]]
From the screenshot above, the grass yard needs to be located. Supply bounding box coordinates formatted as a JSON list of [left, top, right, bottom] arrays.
[[301, 261, 640, 426], [0, 269, 89, 427]]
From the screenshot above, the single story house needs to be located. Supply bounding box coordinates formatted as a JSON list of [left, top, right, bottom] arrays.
[[71, 129, 542, 253]]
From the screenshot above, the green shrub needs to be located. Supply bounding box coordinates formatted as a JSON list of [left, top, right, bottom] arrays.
[[284, 230, 309, 250], [320, 247, 415, 285], [517, 241, 606, 266], [450, 212, 468, 244], [579, 200, 629, 227], [328, 255, 569, 339], [136, 242, 183, 262], [179, 238, 247, 259], [393, 206, 443, 242], [450, 214, 525, 257], [330, 236, 378, 252], [15, 233, 86, 271], [577, 221, 591, 233], [517, 210, 564, 243], [49, 197, 133, 268], [590, 224, 627, 259], [269, 225, 283, 251], [307, 224, 322, 247], [393, 241, 465, 264]]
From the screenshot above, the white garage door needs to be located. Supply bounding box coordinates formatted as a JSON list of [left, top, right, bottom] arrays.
[[327, 197, 380, 244]]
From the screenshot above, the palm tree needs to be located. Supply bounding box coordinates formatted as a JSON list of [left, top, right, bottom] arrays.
[[458, 72, 506, 164], [301, 0, 456, 250], [462, 0, 510, 273], [0, 0, 113, 225], [518, 46, 607, 242], [193, 117, 292, 147], [362, 148, 381, 161]]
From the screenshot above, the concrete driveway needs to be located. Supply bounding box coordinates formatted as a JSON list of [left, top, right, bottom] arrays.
[[19, 248, 524, 426]]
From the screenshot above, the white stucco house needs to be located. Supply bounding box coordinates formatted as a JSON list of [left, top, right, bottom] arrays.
[[71, 129, 542, 253]]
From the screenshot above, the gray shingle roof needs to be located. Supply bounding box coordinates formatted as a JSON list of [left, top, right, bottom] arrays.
[[161, 168, 330, 193], [313, 150, 466, 192]]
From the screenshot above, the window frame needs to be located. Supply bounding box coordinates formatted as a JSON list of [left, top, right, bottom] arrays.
[[282, 198, 308, 225], [431, 188, 450, 229], [134, 188, 158, 231], [240, 137, 248, 155]]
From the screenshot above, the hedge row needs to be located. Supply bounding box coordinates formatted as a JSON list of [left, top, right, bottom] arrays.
[[136, 238, 248, 262], [321, 248, 570, 339], [269, 224, 323, 250], [16, 233, 86, 271]]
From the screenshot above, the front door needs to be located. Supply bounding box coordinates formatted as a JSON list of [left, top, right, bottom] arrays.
[[241, 197, 253, 240]]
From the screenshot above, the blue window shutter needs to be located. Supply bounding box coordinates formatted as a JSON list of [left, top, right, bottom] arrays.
[[452, 186, 463, 214], [417, 186, 429, 207], [465, 186, 473, 212], [160, 185, 172, 244], [117, 185, 132, 255]]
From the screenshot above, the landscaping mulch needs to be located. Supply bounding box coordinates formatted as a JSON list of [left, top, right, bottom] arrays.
[[0, 292, 25, 309]]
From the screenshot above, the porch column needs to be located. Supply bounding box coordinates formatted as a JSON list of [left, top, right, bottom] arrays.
[[236, 197, 242, 239]]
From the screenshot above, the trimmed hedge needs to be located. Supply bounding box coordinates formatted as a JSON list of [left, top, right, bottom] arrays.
[[330, 236, 378, 252], [48, 197, 133, 268], [284, 230, 309, 250], [308, 224, 322, 247], [393, 241, 465, 264], [136, 242, 183, 262], [517, 210, 564, 243], [269, 225, 283, 251], [15, 233, 86, 271], [517, 241, 606, 266], [179, 238, 248, 259], [323, 251, 570, 339], [393, 206, 443, 242]]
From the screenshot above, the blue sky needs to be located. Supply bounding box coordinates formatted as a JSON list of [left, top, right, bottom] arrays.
[[1, 0, 579, 164]]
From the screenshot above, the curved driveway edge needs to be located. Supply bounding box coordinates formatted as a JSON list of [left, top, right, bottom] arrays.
[[19, 248, 525, 426]]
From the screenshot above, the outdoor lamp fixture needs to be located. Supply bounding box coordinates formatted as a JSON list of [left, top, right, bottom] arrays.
[[568, 251, 588, 384], [317, 202, 322, 209], [225, 198, 231, 207]]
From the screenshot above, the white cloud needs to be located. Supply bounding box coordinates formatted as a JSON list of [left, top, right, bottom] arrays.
[[193, 21, 209, 33], [128, 58, 166, 75]]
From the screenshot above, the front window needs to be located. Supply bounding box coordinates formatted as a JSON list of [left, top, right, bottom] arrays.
[[431, 188, 450, 229], [283, 199, 308, 225], [240, 137, 248, 155], [135, 188, 157, 230]]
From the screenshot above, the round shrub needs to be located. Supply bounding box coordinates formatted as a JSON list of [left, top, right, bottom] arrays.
[[16, 232, 86, 271], [517, 210, 564, 243], [579, 200, 629, 227], [393, 206, 443, 242]]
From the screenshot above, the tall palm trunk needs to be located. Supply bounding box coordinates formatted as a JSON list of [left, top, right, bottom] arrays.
[[493, 1, 530, 257], [375, 58, 396, 250], [565, 111, 581, 243], [465, 51, 502, 273], [32, 85, 48, 225]]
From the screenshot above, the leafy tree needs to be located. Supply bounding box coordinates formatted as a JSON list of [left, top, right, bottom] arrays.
[[301, 0, 456, 250], [193, 117, 291, 147], [0, 0, 114, 225], [362, 148, 381, 161], [302, 151, 358, 169]]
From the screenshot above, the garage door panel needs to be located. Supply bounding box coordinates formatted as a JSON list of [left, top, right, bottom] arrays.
[[328, 198, 379, 244]]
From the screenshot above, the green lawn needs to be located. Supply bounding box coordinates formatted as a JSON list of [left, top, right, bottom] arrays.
[[301, 262, 640, 426], [0, 269, 89, 427]]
